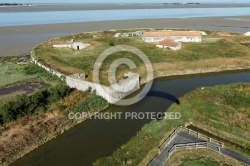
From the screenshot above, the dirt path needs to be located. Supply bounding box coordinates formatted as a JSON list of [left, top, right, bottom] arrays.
[[0, 82, 49, 99]]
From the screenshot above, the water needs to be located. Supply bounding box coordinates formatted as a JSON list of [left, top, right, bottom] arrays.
[[0, 7, 250, 26], [11, 71, 250, 166]]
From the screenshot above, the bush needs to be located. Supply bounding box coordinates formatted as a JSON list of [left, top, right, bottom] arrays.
[[23, 63, 44, 75], [0, 83, 72, 123], [72, 94, 109, 113], [109, 42, 115, 46]]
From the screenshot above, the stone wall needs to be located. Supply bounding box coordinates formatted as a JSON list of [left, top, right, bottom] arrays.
[[31, 51, 65, 79], [66, 74, 140, 104], [31, 51, 140, 104]]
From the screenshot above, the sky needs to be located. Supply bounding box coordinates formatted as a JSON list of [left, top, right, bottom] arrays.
[[1, 0, 250, 4]]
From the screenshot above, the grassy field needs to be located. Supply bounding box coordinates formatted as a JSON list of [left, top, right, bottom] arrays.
[[0, 56, 61, 88], [93, 83, 250, 166], [34, 29, 250, 84], [166, 149, 242, 166]]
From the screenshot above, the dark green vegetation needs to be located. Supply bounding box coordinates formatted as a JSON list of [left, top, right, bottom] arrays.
[[34, 30, 250, 84], [72, 94, 109, 113], [0, 56, 109, 123], [94, 83, 250, 166], [0, 88, 109, 166], [0, 55, 110, 165], [0, 84, 72, 123]]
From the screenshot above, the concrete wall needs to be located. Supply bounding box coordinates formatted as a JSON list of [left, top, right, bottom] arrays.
[[31, 51, 65, 79], [66, 74, 140, 104], [142, 36, 202, 43], [245, 32, 250, 36], [53, 44, 71, 48], [31, 50, 140, 104]]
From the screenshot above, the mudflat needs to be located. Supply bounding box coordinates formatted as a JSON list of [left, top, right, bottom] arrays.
[[1, 3, 250, 12], [0, 16, 250, 56]]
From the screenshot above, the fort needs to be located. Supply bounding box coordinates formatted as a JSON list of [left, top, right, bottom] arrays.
[[31, 51, 140, 104]]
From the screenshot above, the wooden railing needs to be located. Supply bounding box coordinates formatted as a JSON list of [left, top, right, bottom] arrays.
[[157, 126, 223, 155], [166, 141, 221, 162], [180, 127, 224, 147], [157, 126, 182, 154], [148, 126, 224, 166]]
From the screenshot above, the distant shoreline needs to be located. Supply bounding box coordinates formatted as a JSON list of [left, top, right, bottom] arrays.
[[1, 3, 250, 12], [0, 3, 33, 7]]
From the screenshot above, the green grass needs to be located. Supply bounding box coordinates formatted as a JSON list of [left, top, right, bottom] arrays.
[[34, 29, 250, 84], [166, 149, 241, 166], [180, 157, 221, 166], [0, 57, 35, 87], [93, 83, 250, 166], [0, 56, 61, 88]]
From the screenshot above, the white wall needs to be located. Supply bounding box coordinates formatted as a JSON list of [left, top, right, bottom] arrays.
[[143, 36, 202, 43], [53, 44, 71, 48], [31, 50, 140, 104], [244, 32, 250, 36], [31, 51, 65, 79], [66, 74, 140, 104]]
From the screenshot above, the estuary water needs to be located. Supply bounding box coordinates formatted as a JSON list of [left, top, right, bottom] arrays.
[[0, 7, 250, 26]]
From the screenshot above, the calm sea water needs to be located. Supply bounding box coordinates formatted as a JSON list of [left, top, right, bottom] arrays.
[[0, 7, 250, 26]]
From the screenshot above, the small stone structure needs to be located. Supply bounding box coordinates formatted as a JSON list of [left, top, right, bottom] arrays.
[[244, 32, 250, 36], [142, 31, 202, 43], [114, 31, 143, 38], [53, 42, 90, 50], [66, 72, 140, 104], [71, 43, 89, 50]]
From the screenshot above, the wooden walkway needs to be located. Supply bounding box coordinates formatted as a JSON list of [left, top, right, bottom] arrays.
[[148, 126, 250, 166]]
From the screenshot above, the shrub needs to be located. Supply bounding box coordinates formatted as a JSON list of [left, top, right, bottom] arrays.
[[0, 83, 72, 123]]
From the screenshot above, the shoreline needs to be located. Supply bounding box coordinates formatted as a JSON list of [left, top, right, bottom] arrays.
[[1, 16, 250, 56], [1, 4, 250, 12]]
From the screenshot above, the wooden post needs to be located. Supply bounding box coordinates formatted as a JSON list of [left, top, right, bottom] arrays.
[[158, 148, 161, 154]]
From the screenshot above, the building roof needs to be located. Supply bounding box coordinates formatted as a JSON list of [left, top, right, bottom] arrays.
[[158, 39, 180, 47], [144, 31, 201, 37], [72, 42, 84, 46]]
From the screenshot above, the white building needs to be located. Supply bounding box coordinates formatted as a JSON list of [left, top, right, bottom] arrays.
[[53, 42, 90, 50], [71, 42, 89, 50], [244, 32, 250, 36], [142, 31, 202, 43], [156, 39, 181, 51]]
